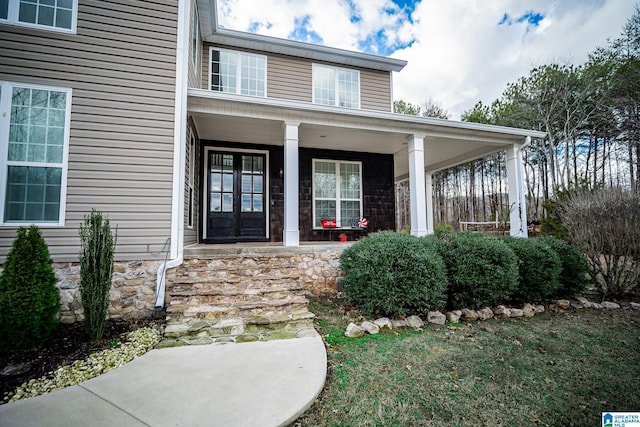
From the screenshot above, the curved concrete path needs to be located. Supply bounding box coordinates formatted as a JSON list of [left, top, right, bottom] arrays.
[[0, 335, 327, 427]]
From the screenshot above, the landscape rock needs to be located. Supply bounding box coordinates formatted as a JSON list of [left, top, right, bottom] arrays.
[[630, 302, 640, 311], [493, 305, 508, 316], [373, 317, 393, 331], [591, 302, 603, 309], [477, 307, 494, 321], [345, 323, 365, 338], [602, 301, 620, 309], [575, 296, 591, 307], [509, 308, 524, 318], [391, 319, 408, 329], [461, 309, 479, 322], [556, 299, 571, 310], [522, 304, 535, 318], [426, 312, 445, 325], [360, 321, 380, 335], [534, 305, 545, 314], [407, 315, 426, 328], [446, 310, 462, 323]]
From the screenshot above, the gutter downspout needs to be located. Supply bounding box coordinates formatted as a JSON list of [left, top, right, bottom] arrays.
[[155, 0, 189, 308]]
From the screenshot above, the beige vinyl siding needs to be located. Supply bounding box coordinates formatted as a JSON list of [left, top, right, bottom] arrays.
[[360, 69, 392, 112], [267, 55, 311, 103], [0, 0, 178, 263], [201, 43, 393, 110]]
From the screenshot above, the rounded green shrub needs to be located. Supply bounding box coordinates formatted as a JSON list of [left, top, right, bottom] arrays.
[[339, 231, 447, 316], [0, 226, 60, 351], [430, 232, 519, 309], [501, 236, 562, 303], [539, 236, 590, 298]]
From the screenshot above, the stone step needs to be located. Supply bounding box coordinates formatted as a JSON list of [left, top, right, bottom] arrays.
[[167, 282, 306, 295], [159, 312, 317, 346]]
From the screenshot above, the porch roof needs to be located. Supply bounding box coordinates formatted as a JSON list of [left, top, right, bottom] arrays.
[[188, 89, 546, 179]]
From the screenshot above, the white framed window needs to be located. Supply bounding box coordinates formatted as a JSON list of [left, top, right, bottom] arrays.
[[312, 64, 360, 109], [0, 0, 78, 33], [312, 159, 362, 228], [209, 48, 267, 97], [191, 3, 199, 69], [0, 82, 71, 226]]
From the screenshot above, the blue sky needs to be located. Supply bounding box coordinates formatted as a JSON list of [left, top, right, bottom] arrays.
[[217, 0, 637, 119]]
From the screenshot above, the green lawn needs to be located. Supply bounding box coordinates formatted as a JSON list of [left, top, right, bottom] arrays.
[[297, 298, 640, 427]]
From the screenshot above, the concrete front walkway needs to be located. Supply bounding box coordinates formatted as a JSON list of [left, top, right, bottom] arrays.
[[0, 335, 327, 427]]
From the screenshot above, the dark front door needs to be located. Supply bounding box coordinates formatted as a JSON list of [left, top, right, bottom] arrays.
[[206, 151, 267, 242]]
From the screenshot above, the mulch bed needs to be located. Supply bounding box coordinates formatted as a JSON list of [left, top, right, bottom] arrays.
[[0, 318, 160, 401]]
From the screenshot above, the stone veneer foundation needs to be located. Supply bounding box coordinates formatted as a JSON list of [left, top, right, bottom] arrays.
[[54, 260, 162, 324], [7, 244, 347, 343]]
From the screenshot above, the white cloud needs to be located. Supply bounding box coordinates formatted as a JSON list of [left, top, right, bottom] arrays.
[[217, 0, 637, 119]]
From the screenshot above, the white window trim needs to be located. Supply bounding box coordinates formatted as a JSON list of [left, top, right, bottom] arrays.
[[0, 0, 78, 34], [0, 81, 71, 227], [312, 159, 363, 229], [312, 63, 361, 109], [208, 47, 268, 97]]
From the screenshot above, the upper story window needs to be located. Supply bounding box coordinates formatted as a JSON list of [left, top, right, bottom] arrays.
[[209, 48, 266, 97], [0, 0, 78, 33], [0, 81, 71, 226], [313, 64, 360, 109]]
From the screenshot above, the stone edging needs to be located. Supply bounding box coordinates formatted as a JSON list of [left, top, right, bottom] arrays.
[[344, 297, 640, 337]]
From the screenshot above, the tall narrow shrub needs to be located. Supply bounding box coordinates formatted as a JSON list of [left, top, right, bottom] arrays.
[[0, 226, 59, 351], [79, 210, 117, 340]]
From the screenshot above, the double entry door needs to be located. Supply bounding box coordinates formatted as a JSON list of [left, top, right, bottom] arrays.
[[206, 151, 267, 242]]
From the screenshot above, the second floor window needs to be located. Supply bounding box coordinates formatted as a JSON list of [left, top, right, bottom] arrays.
[[313, 64, 360, 109], [0, 0, 77, 32], [210, 48, 266, 97]]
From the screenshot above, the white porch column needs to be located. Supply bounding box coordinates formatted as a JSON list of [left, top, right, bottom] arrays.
[[506, 143, 528, 237], [408, 134, 428, 236], [283, 122, 300, 246], [425, 172, 434, 234]]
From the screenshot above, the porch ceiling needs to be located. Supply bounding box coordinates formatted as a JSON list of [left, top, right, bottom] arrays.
[[188, 90, 546, 179]]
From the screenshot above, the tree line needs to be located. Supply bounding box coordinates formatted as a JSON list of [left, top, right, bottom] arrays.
[[395, 5, 640, 230]]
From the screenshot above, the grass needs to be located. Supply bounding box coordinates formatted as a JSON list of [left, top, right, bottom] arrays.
[[297, 298, 640, 427]]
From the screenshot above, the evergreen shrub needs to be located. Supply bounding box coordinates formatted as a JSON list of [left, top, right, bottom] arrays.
[[502, 236, 562, 303], [80, 210, 117, 341], [339, 231, 447, 316], [0, 226, 59, 351], [539, 236, 590, 298], [431, 231, 519, 309]]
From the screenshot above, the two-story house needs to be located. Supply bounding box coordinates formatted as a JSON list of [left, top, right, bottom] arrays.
[[0, 0, 544, 332]]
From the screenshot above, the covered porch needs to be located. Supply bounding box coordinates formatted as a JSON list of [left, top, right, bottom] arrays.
[[188, 89, 545, 245]]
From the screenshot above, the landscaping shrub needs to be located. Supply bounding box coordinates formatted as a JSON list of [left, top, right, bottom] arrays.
[[0, 226, 59, 351], [558, 187, 640, 297], [339, 231, 447, 316], [431, 231, 519, 309], [501, 236, 562, 303], [79, 210, 117, 341], [539, 236, 590, 298]]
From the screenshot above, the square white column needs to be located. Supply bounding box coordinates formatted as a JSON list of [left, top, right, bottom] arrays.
[[283, 122, 300, 246], [408, 134, 428, 236], [425, 172, 434, 234], [506, 143, 528, 237]]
